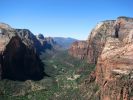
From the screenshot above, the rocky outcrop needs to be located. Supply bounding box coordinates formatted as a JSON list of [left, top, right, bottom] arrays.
[[95, 38, 133, 100], [70, 16, 133, 100], [69, 17, 133, 64], [69, 20, 115, 64], [87, 20, 115, 64], [95, 17, 133, 100], [0, 24, 16, 79], [16, 30, 58, 55], [69, 41, 88, 59], [36, 34, 60, 51], [0, 23, 45, 81], [2, 36, 44, 80], [16, 30, 49, 54]]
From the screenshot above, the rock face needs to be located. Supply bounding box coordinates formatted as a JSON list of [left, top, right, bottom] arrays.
[[16, 30, 58, 55], [0, 23, 16, 80], [0, 23, 46, 81], [70, 16, 133, 100], [16, 30, 57, 55], [2, 36, 44, 80], [36, 34, 59, 51], [69, 41, 88, 59], [37, 35, 56, 49], [16, 29, 43, 54], [87, 20, 115, 64], [96, 37, 133, 100], [95, 17, 133, 100], [69, 20, 115, 64]]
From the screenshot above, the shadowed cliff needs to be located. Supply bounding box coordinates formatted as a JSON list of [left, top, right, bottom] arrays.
[[1, 36, 45, 81]]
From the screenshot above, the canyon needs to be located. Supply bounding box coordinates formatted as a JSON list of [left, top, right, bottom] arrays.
[[0, 16, 133, 100], [69, 16, 133, 100], [0, 23, 58, 80]]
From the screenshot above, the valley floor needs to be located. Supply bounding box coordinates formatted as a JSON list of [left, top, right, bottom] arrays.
[[0, 50, 96, 100]]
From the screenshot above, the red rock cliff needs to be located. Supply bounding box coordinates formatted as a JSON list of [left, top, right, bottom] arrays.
[[69, 41, 88, 59], [95, 17, 133, 100], [69, 20, 115, 64], [70, 16, 133, 100]]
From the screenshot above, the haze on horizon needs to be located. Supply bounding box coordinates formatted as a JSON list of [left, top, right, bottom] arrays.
[[0, 0, 133, 40]]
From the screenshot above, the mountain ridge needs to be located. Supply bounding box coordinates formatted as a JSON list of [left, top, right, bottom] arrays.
[[53, 37, 78, 49]]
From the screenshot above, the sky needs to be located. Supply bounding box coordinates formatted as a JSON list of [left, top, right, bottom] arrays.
[[0, 0, 133, 40]]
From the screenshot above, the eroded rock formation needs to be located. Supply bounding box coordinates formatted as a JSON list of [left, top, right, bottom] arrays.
[[69, 20, 115, 64], [95, 17, 133, 100], [69, 41, 88, 59], [36, 34, 57, 50], [0, 23, 46, 81], [70, 16, 133, 100], [2, 36, 44, 80]]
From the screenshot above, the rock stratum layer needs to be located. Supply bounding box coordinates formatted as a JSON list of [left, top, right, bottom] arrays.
[[69, 16, 133, 100], [96, 17, 133, 100]]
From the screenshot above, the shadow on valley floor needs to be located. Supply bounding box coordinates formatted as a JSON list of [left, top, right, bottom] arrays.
[[0, 50, 96, 100]]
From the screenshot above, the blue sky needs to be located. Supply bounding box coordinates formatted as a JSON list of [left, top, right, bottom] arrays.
[[0, 0, 133, 40]]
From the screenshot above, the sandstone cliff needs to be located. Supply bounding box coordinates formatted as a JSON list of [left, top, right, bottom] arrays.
[[70, 16, 133, 100], [69, 20, 115, 64], [69, 41, 88, 59], [70, 17, 133, 65], [95, 17, 133, 100], [0, 23, 45, 81]]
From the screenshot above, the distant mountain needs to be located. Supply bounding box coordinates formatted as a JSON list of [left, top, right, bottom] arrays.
[[53, 37, 78, 49], [36, 34, 60, 52], [36, 34, 56, 47]]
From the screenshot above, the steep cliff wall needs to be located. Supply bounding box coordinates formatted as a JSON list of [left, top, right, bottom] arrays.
[[69, 20, 115, 64], [70, 16, 133, 100], [0, 23, 45, 81], [2, 36, 44, 81], [69, 41, 88, 59], [95, 17, 133, 100], [36, 34, 58, 50]]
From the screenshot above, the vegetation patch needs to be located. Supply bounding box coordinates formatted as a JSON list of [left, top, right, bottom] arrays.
[[0, 50, 96, 100]]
